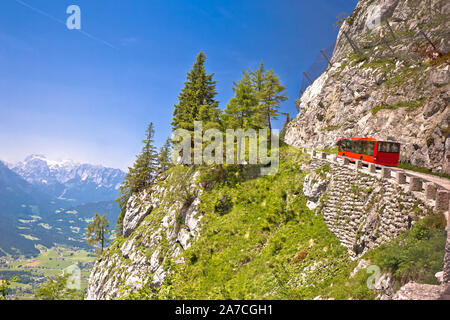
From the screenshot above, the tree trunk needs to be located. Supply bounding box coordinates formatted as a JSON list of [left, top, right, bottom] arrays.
[[101, 229, 104, 253]]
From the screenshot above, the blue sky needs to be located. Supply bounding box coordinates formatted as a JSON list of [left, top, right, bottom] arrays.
[[0, 0, 358, 170]]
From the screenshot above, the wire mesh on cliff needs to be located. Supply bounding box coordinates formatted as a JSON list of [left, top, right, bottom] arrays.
[[299, 42, 335, 98], [298, 13, 447, 101]]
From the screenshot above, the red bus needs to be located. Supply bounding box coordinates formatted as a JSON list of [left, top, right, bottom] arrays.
[[337, 137, 400, 167]]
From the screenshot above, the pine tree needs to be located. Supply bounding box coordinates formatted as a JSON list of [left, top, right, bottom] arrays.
[[249, 61, 288, 140], [261, 70, 288, 135], [250, 61, 266, 92], [157, 137, 173, 173], [131, 122, 159, 192], [279, 112, 291, 141], [85, 212, 110, 254], [115, 122, 159, 235], [171, 52, 220, 131], [223, 71, 263, 130]]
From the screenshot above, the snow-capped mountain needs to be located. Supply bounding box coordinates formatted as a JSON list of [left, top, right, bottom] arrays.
[[0, 157, 122, 257], [11, 155, 125, 204]]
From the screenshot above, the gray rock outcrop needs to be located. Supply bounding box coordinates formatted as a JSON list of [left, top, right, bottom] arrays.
[[285, 0, 450, 173], [87, 169, 203, 300]]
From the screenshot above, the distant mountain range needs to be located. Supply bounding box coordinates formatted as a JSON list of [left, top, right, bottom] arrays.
[[10, 154, 125, 205], [0, 156, 125, 257]]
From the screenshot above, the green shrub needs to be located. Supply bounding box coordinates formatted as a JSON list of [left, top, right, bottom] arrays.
[[213, 190, 234, 215], [315, 164, 331, 179], [371, 98, 427, 115], [367, 214, 447, 286]]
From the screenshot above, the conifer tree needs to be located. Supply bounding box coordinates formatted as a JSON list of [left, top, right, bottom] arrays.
[[171, 52, 220, 131], [279, 112, 291, 141], [131, 122, 159, 192], [223, 72, 263, 130], [157, 137, 173, 173], [249, 61, 288, 140], [115, 183, 129, 235], [250, 61, 266, 96], [85, 212, 110, 254], [115, 122, 158, 234], [260, 70, 288, 135]]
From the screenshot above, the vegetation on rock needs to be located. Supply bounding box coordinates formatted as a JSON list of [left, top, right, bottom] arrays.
[[101, 147, 446, 300]]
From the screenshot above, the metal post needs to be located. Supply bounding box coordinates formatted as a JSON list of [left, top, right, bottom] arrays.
[[382, 37, 396, 56], [385, 20, 396, 40], [343, 31, 362, 55], [320, 50, 332, 67], [417, 26, 438, 51], [303, 72, 313, 85]]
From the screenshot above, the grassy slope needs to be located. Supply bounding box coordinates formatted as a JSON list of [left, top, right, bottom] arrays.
[[122, 146, 446, 300]]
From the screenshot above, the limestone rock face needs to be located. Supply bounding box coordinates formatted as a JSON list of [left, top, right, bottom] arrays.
[[375, 273, 394, 300], [303, 172, 329, 210], [285, 0, 450, 173], [122, 190, 153, 238], [444, 227, 450, 284], [393, 282, 444, 300], [87, 169, 203, 300]]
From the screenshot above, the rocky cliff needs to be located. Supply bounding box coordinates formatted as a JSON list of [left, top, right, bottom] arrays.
[[87, 167, 203, 300], [87, 146, 448, 300], [285, 0, 449, 173], [86, 0, 450, 300]]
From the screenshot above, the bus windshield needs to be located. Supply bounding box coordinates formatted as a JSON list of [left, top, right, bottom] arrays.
[[378, 141, 400, 153]]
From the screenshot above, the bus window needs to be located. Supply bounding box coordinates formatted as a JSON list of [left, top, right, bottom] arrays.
[[351, 140, 359, 153], [346, 140, 352, 151], [361, 140, 369, 155], [341, 139, 351, 151], [378, 141, 400, 153], [389, 142, 400, 153], [368, 141, 375, 156], [356, 140, 366, 154]]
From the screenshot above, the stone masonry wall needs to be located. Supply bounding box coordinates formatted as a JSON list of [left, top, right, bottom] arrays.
[[303, 158, 434, 258], [444, 228, 450, 292]]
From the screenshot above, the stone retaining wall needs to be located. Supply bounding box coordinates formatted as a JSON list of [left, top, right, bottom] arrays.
[[303, 158, 434, 258]]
